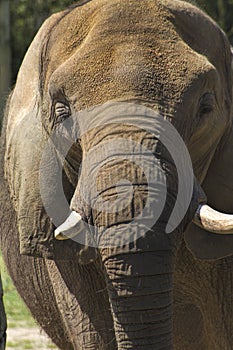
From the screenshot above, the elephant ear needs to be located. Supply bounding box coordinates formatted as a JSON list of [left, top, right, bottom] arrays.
[[184, 226, 233, 261], [185, 119, 233, 260], [3, 10, 85, 260], [162, 3, 233, 260]]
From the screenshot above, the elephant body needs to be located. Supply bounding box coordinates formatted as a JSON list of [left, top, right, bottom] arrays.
[[1, 1, 233, 349]]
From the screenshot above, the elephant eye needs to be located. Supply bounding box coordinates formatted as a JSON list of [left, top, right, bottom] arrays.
[[199, 93, 215, 115], [54, 102, 71, 125]]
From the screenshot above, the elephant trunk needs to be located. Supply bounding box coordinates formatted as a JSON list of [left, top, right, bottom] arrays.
[[102, 248, 174, 349], [68, 137, 193, 349], [55, 119, 202, 348]]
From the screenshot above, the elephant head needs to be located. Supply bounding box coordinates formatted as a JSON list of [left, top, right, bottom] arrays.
[[2, 0, 233, 348]]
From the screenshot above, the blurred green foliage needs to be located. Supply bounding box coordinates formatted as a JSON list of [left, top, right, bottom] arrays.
[[10, 0, 233, 82], [10, 0, 76, 82]]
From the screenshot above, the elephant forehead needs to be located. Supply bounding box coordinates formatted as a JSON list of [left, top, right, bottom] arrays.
[[45, 0, 215, 109], [44, 0, 176, 88], [48, 52, 213, 117]]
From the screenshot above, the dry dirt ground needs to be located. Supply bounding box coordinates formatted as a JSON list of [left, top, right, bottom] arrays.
[[6, 326, 58, 350]]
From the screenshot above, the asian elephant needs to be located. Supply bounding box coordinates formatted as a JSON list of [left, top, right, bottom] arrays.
[[1, 0, 233, 349]]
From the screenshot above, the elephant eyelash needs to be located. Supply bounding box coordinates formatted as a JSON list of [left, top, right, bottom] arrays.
[[199, 104, 213, 115], [199, 93, 215, 115], [54, 102, 71, 125]]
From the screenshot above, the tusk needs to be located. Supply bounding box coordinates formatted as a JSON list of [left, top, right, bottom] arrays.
[[55, 211, 83, 240], [193, 204, 233, 234]]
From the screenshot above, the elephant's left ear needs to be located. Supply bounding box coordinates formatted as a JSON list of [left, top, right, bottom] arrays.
[[185, 118, 233, 260], [184, 42, 233, 261], [184, 223, 233, 261]]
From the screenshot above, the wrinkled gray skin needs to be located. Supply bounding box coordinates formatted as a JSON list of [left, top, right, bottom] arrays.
[[1, 0, 233, 349]]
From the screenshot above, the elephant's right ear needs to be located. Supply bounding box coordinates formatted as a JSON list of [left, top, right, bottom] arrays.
[[5, 10, 67, 141], [4, 10, 82, 260], [5, 11, 68, 199]]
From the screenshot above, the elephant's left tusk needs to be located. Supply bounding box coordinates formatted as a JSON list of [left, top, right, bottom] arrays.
[[193, 204, 233, 234], [54, 211, 83, 240]]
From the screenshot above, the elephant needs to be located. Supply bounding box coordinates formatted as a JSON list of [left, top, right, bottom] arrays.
[[1, 0, 233, 349]]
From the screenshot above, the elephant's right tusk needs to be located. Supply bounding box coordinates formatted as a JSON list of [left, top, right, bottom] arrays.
[[193, 204, 233, 234], [54, 211, 83, 240]]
